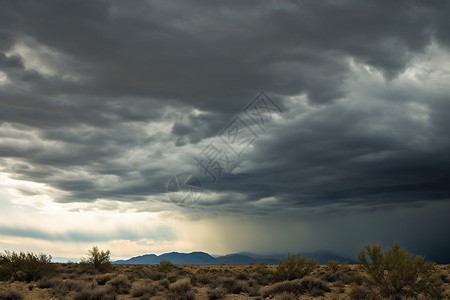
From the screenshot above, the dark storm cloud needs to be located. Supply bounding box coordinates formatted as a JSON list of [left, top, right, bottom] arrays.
[[204, 89, 450, 213], [0, 0, 450, 212], [0, 0, 445, 108]]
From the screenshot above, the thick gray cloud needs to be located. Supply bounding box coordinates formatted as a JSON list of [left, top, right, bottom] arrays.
[[1, 0, 450, 261]]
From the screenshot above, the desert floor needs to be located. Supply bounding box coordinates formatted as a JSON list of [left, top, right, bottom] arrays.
[[0, 263, 449, 299]]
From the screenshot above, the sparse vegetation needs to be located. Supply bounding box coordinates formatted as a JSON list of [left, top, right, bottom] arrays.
[[130, 279, 158, 297], [0, 244, 449, 299], [80, 246, 112, 273], [326, 260, 340, 273], [276, 254, 318, 280], [261, 277, 330, 297], [157, 260, 176, 273], [73, 285, 116, 300], [107, 274, 131, 294], [0, 251, 54, 282], [169, 277, 195, 299], [0, 288, 23, 300], [37, 277, 61, 289], [207, 286, 226, 299], [273, 291, 296, 300], [357, 242, 442, 299]]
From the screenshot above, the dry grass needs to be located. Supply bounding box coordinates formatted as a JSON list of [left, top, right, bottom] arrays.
[[0, 288, 23, 300], [0, 263, 448, 299]]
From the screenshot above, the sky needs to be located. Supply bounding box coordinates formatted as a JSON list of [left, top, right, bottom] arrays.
[[1, 0, 450, 263]]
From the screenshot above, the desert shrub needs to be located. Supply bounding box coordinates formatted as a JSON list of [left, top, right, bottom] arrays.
[[273, 291, 296, 300], [276, 254, 317, 280], [0, 250, 55, 282], [196, 272, 216, 285], [147, 270, 165, 281], [0, 288, 23, 300], [261, 277, 330, 298], [158, 260, 176, 273], [73, 285, 116, 300], [299, 276, 331, 296], [440, 273, 450, 284], [167, 271, 183, 283], [65, 279, 91, 292], [236, 272, 249, 280], [252, 263, 276, 285], [322, 262, 354, 283], [321, 271, 338, 282], [326, 260, 340, 273], [107, 274, 131, 294], [127, 265, 161, 280], [333, 280, 345, 288], [37, 277, 62, 288], [159, 277, 170, 289], [217, 277, 259, 295], [130, 280, 158, 297], [80, 246, 112, 273], [246, 278, 260, 296], [169, 277, 191, 293], [59, 270, 78, 280], [330, 290, 343, 300], [339, 269, 363, 285], [358, 242, 442, 299], [348, 283, 374, 300], [169, 277, 195, 299], [51, 279, 95, 299], [207, 286, 226, 299], [94, 273, 114, 285], [252, 261, 271, 277], [261, 279, 305, 297], [221, 278, 248, 294]]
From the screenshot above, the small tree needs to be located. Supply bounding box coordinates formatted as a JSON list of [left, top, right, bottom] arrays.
[[358, 242, 442, 299], [277, 254, 317, 280], [80, 246, 112, 273]]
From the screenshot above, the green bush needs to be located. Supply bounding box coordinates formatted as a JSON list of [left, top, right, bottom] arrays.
[[80, 246, 112, 273], [276, 254, 317, 280], [358, 242, 442, 299], [0, 250, 54, 282]]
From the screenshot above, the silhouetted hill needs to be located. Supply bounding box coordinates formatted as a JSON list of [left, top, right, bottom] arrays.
[[113, 250, 355, 265], [297, 250, 356, 264], [215, 254, 261, 265]]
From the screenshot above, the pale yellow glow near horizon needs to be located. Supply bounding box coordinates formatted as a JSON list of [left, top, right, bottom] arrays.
[[0, 171, 257, 259]]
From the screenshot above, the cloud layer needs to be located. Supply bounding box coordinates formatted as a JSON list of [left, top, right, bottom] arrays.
[[1, 0, 450, 262]]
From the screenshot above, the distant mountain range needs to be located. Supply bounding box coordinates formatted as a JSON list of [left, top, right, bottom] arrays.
[[113, 250, 356, 265]]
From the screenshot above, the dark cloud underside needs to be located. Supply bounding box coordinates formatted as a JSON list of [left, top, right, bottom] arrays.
[[1, 0, 450, 260]]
